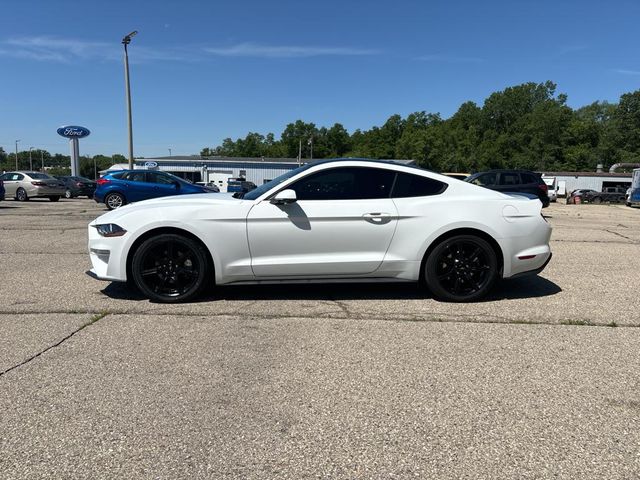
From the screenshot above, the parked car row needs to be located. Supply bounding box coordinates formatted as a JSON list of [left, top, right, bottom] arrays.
[[0, 171, 65, 201], [0, 171, 99, 202]]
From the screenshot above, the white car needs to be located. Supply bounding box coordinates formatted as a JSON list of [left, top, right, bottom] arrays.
[[87, 159, 552, 303]]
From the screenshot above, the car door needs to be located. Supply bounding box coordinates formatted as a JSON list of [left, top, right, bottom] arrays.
[[246, 166, 399, 277], [2, 173, 23, 197], [121, 171, 154, 202], [147, 172, 180, 198]]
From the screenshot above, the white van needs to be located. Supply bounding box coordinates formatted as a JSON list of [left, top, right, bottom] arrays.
[[542, 176, 558, 202]]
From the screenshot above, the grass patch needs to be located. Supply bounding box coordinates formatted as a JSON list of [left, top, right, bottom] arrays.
[[561, 319, 589, 326]]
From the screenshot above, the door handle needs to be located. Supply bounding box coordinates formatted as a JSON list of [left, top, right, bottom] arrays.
[[362, 212, 392, 223]]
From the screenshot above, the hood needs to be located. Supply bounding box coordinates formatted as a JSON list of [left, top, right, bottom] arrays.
[[91, 192, 245, 225]]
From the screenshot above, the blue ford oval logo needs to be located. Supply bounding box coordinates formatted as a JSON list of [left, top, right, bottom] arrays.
[[57, 125, 91, 138], [144, 161, 158, 168]]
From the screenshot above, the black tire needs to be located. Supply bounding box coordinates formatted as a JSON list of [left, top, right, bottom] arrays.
[[64, 189, 73, 199], [425, 234, 498, 302], [592, 196, 602, 204], [16, 188, 28, 202], [131, 234, 210, 303], [105, 192, 126, 210], [48, 196, 60, 202]]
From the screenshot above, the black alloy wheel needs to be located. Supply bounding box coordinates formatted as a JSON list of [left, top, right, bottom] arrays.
[[425, 235, 498, 302], [49, 196, 60, 202], [16, 188, 28, 202], [131, 234, 210, 303]]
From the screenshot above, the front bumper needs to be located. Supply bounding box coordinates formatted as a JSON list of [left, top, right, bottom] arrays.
[[88, 224, 129, 281]]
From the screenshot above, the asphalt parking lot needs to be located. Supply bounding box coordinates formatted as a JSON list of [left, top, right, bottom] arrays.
[[1, 198, 639, 479]]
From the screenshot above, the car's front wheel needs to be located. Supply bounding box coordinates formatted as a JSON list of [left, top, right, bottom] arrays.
[[105, 192, 125, 210], [425, 234, 498, 302], [131, 234, 210, 303]]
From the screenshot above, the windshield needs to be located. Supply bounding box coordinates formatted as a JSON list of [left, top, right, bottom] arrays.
[[241, 164, 313, 200], [29, 172, 52, 179]]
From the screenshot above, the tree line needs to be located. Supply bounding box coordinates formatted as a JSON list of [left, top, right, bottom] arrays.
[[3, 81, 639, 177], [201, 81, 640, 173]]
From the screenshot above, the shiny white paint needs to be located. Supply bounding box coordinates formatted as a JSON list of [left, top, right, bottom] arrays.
[[88, 160, 552, 286]]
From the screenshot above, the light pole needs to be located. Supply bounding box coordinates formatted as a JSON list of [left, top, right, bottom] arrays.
[[29, 147, 34, 171], [40, 150, 44, 171], [15, 140, 20, 170], [122, 30, 138, 170]]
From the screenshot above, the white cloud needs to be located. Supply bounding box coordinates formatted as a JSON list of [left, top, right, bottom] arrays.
[[613, 68, 640, 76], [0, 36, 193, 63], [416, 54, 484, 64], [204, 42, 380, 58]]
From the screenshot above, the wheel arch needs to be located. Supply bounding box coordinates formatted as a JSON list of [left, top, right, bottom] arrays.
[[419, 227, 504, 282], [125, 226, 215, 284]]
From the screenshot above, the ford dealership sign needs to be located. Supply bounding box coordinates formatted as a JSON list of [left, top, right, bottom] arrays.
[[57, 125, 91, 138]]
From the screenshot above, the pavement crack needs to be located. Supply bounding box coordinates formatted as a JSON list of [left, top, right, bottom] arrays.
[[605, 229, 637, 243], [0, 311, 110, 378]]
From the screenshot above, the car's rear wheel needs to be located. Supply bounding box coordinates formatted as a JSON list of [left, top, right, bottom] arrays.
[[105, 192, 125, 210], [592, 196, 602, 204], [16, 188, 28, 202], [425, 235, 498, 302], [49, 196, 60, 202], [131, 234, 209, 303]]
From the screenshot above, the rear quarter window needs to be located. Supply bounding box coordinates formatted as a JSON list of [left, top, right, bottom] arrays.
[[391, 172, 447, 198], [521, 173, 540, 184]]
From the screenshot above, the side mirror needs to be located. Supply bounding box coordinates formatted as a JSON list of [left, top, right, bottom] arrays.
[[270, 189, 297, 205]]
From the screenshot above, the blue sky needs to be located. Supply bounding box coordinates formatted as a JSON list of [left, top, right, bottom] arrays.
[[1, 0, 639, 157]]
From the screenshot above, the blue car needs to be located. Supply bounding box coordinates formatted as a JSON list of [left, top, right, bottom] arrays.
[[95, 170, 216, 210]]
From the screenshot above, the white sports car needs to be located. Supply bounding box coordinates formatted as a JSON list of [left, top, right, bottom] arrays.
[[87, 159, 552, 303]]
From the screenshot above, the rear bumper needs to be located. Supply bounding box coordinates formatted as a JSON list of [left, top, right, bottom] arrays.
[[509, 252, 552, 279]]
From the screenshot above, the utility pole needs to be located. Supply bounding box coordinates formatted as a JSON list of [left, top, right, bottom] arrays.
[[298, 139, 302, 166], [122, 30, 138, 170], [29, 147, 34, 171], [41, 150, 44, 171], [14, 140, 20, 170]]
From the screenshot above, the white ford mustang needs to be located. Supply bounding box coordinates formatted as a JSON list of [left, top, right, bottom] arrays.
[[87, 159, 552, 303]]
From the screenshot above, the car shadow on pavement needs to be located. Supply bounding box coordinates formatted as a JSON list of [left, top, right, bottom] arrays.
[[486, 275, 562, 301], [100, 275, 561, 303]]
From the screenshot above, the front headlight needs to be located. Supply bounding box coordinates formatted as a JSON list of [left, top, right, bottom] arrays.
[[93, 223, 127, 237]]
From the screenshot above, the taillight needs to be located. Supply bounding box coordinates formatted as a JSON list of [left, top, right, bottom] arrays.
[[31, 181, 47, 186], [538, 183, 548, 193], [96, 178, 110, 185]]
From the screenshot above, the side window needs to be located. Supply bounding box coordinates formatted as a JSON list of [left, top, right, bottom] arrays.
[[13, 174, 24, 181], [520, 173, 540, 185], [470, 173, 497, 186], [148, 172, 175, 185], [124, 171, 147, 182], [499, 173, 521, 186], [392, 172, 447, 198], [288, 167, 395, 200]]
